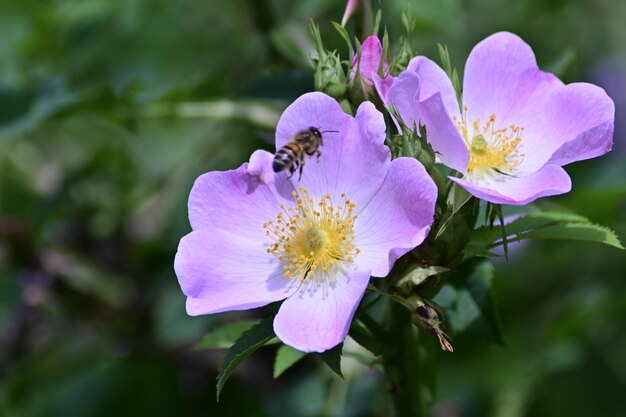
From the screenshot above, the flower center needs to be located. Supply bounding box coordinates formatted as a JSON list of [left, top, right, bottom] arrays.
[[453, 105, 525, 179], [263, 187, 360, 282]]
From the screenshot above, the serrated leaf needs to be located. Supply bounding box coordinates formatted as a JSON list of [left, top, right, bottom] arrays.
[[216, 318, 276, 400], [273, 345, 307, 378], [319, 343, 344, 378], [195, 320, 260, 350], [434, 260, 503, 344], [471, 210, 590, 248], [396, 265, 450, 292], [517, 223, 623, 249]]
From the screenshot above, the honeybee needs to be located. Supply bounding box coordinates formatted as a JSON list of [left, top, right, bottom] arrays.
[[272, 127, 336, 180]]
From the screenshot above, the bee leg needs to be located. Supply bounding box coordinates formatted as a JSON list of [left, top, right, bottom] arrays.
[[288, 160, 299, 178], [298, 157, 306, 181], [315, 150, 321, 160]]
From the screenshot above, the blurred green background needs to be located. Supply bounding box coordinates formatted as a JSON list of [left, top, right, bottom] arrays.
[[1, 0, 625, 416]]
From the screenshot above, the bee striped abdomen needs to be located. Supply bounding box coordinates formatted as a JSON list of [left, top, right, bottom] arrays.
[[273, 143, 302, 172]]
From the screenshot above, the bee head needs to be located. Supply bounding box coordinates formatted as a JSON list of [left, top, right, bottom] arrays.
[[309, 127, 322, 139]]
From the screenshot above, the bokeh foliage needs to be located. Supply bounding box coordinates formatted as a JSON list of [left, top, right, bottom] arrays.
[[1, 0, 625, 416]]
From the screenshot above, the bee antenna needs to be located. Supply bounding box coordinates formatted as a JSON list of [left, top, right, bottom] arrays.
[[320, 130, 339, 134]]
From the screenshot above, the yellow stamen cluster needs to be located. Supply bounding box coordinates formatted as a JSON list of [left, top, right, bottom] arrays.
[[263, 187, 360, 282], [453, 105, 525, 178]]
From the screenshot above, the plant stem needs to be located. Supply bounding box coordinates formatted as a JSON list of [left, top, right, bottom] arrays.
[[382, 302, 425, 417]]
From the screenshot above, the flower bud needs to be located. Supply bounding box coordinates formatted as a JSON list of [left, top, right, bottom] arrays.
[[408, 295, 453, 352], [341, 0, 360, 26], [314, 50, 347, 100], [348, 36, 388, 106]]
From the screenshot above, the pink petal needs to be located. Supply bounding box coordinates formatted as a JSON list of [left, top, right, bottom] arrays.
[[175, 228, 298, 314], [275, 92, 351, 151], [353, 157, 437, 277], [372, 72, 396, 108], [463, 32, 563, 128], [247, 149, 276, 185], [523, 83, 615, 170], [449, 165, 572, 205], [387, 71, 422, 127], [407, 56, 460, 118], [273, 266, 371, 352], [417, 91, 470, 172], [188, 162, 294, 239], [276, 94, 391, 209]]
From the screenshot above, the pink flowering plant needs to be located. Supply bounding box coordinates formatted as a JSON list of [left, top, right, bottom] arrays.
[[175, 6, 622, 416]]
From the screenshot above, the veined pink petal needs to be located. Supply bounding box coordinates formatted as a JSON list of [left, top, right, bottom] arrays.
[[275, 94, 390, 209], [524, 83, 615, 170], [406, 56, 460, 118], [387, 71, 421, 126], [273, 266, 371, 353], [449, 165, 572, 206], [417, 91, 470, 172], [175, 228, 298, 314], [188, 162, 294, 238], [372, 72, 395, 106], [463, 32, 563, 128], [354, 157, 436, 277], [386, 60, 468, 171], [247, 149, 276, 185]]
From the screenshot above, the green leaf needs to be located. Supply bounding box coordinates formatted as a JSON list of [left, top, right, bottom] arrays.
[[216, 318, 276, 400], [195, 320, 261, 350], [319, 343, 344, 378], [470, 209, 623, 251], [471, 210, 590, 249], [396, 265, 450, 293], [273, 345, 307, 378], [434, 260, 503, 344], [517, 223, 623, 249]]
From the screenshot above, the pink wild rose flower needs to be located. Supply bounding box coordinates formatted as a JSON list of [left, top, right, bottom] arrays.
[[385, 32, 615, 205], [174, 92, 437, 352]]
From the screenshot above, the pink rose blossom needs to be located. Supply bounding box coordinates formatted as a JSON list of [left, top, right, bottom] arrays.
[[174, 92, 437, 352], [386, 32, 615, 205]]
